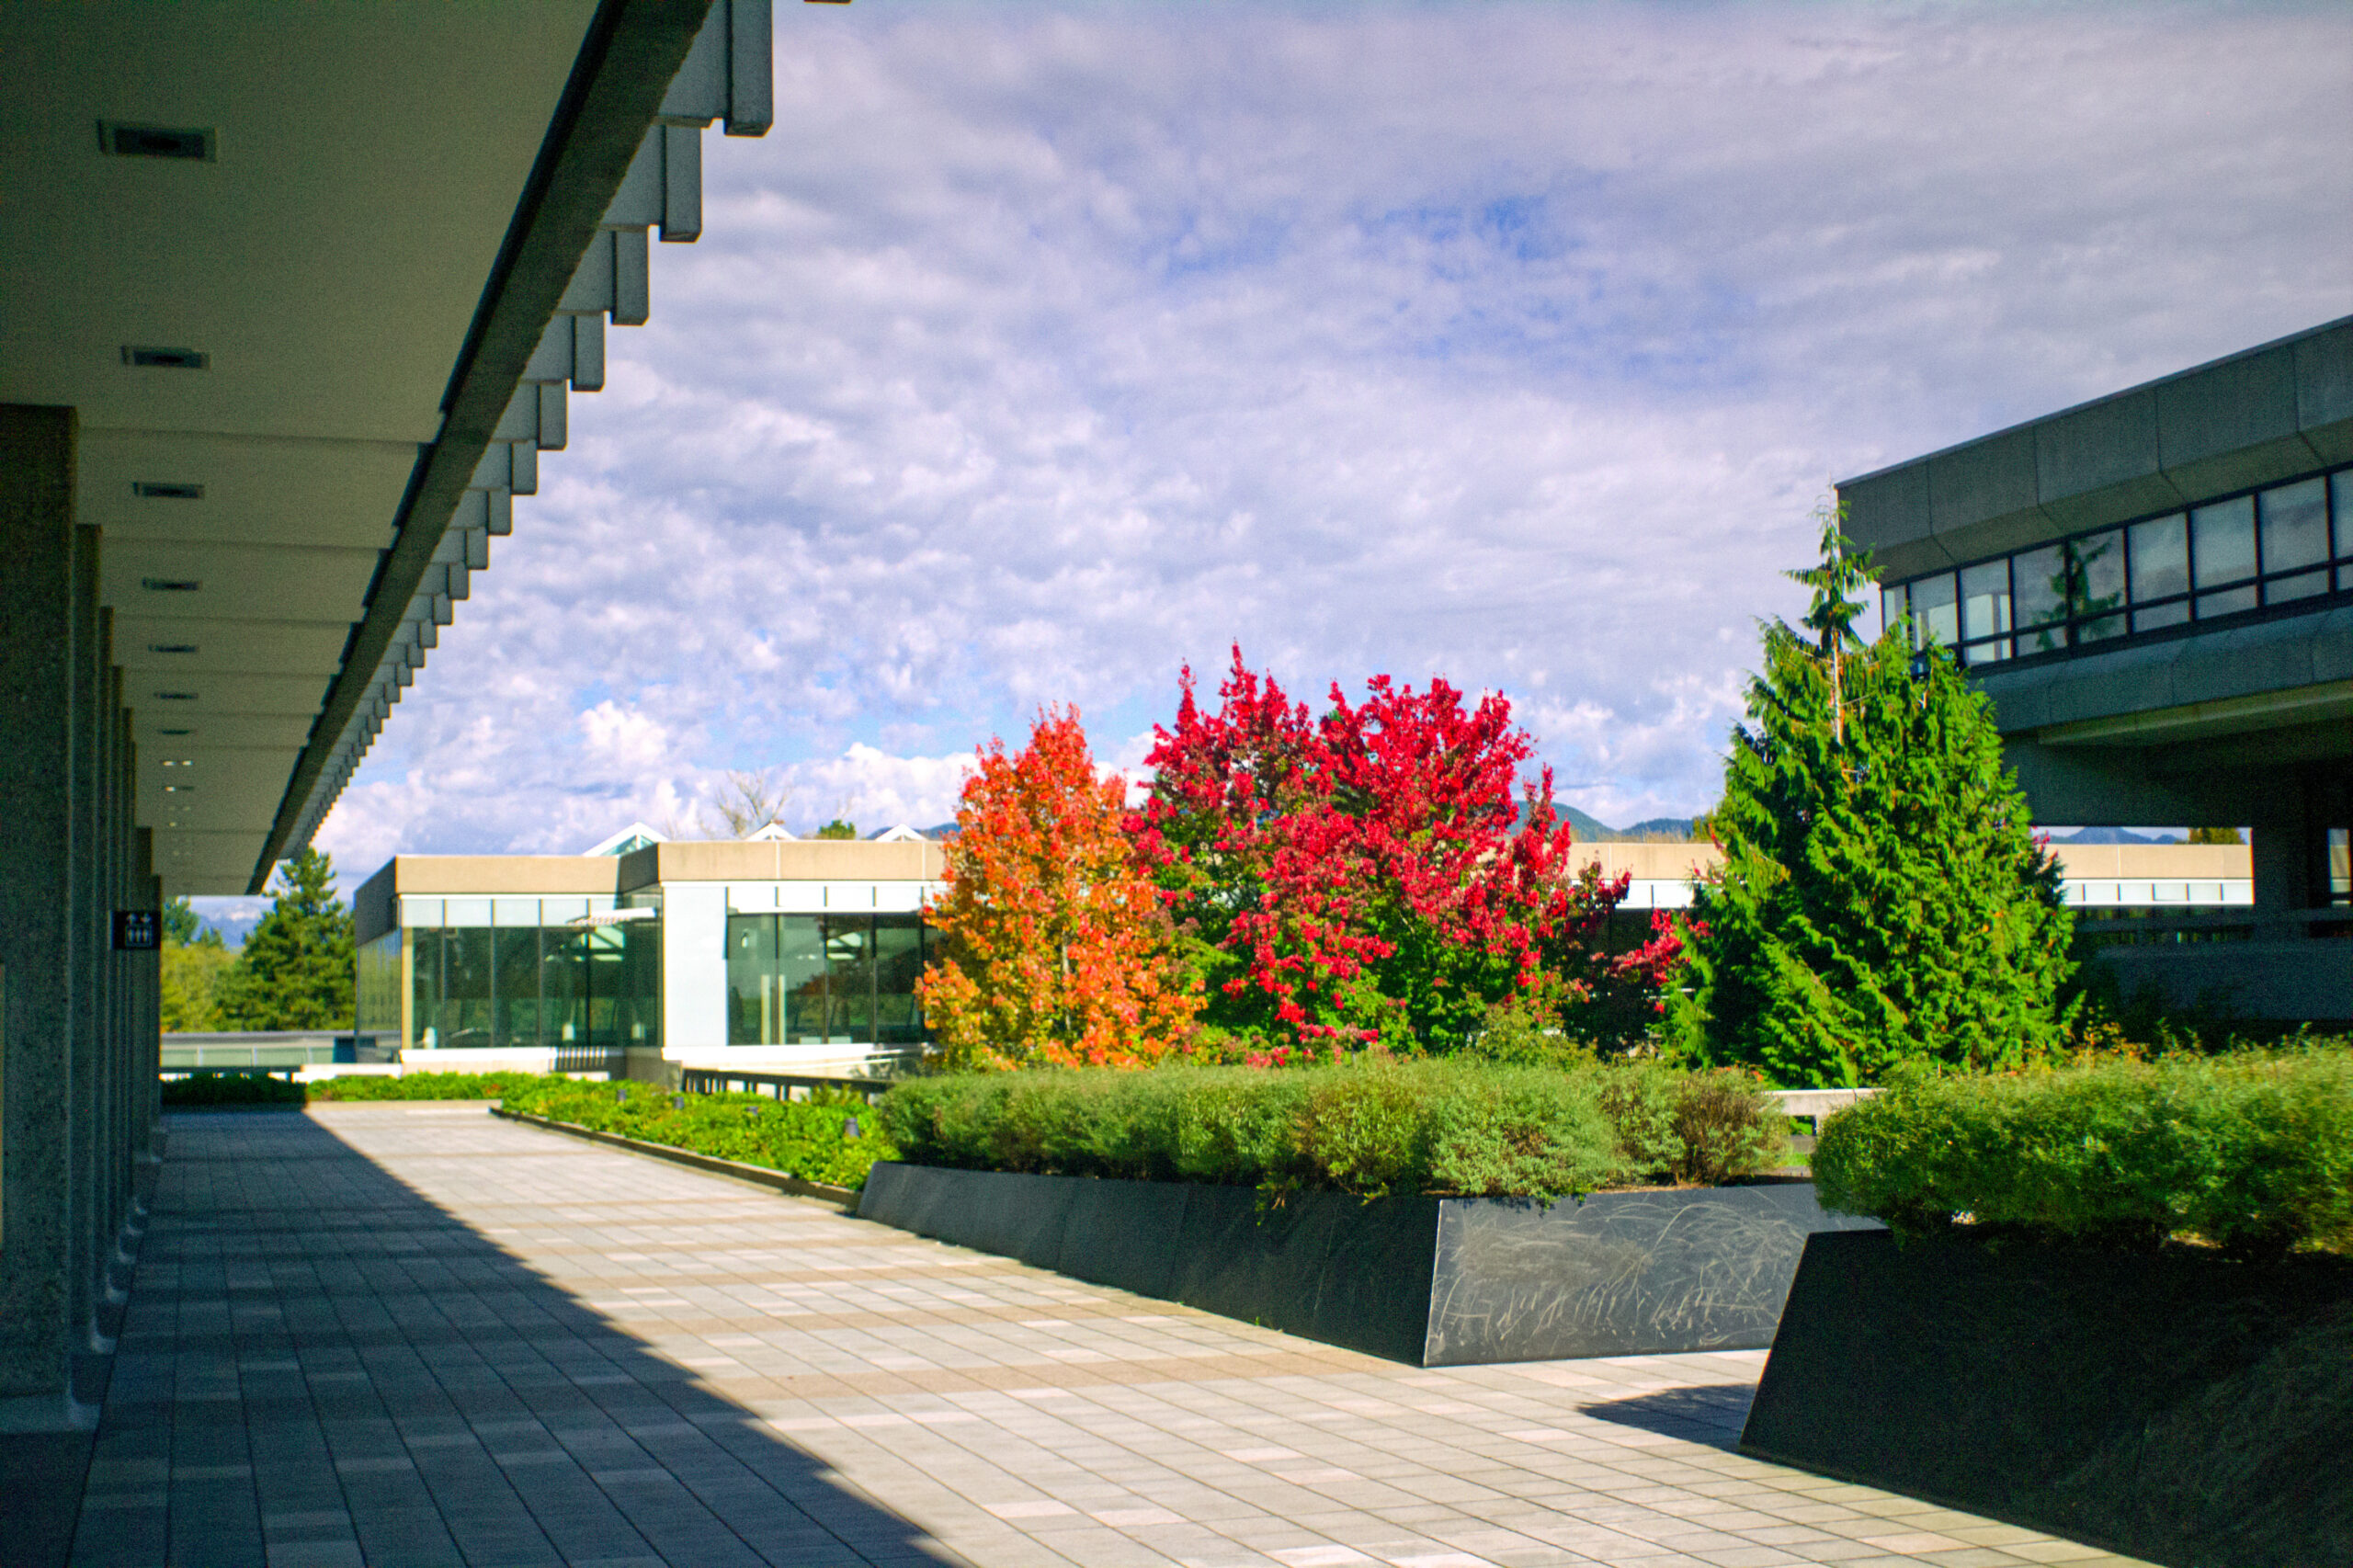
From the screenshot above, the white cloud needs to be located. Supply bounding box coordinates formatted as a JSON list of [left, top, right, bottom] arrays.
[[318, 1, 2353, 860]]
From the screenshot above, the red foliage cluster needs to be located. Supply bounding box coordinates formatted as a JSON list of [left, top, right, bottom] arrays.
[[1129, 648, 1680, 1051]]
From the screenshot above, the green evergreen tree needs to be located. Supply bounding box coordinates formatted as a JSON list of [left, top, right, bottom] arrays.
[[215, 847, 356, 1030], [1665, 506, 2075, 1085]]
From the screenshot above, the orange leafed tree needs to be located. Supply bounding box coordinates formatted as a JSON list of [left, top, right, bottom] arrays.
[[920, 707, 1202, 1069]]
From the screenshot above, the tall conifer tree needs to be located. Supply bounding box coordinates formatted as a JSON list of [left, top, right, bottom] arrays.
[[215, 847, 357, 1030], [1667, 507, 2075, 1085]]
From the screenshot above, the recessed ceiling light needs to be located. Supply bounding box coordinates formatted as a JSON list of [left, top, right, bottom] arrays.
[[153, 691, 198, 701], [98, 122, 214, 160], [163, 784, 193, 793], [158, 727, 193, 736], [134, 483, 204, 501], [120, 346, 208, 369], [148, 643, 199, 655], [141, 577, 201, 593]]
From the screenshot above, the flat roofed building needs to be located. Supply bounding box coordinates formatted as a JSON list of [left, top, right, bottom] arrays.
[[355, 836, 949, 1079], [1837, 318, 2352, 1018]]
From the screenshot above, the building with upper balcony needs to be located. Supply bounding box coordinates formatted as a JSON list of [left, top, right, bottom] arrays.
[[1836, 318, 2353, 1018]]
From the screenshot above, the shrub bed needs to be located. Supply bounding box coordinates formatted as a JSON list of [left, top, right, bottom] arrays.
[[305, 1071, 548, 1101], [162, 1072, 304, 1107], [501, 1078, 896, 1191], [878, 1060, 1783, 1202], [1812, 1049, 2353, 1258]]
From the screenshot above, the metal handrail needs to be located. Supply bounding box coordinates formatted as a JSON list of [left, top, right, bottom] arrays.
[[678, 1068, 898, 1105]]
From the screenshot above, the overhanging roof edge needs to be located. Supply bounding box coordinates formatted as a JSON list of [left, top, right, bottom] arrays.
[[244, 0, 720, 894], [1832, 313, 2353, 494]]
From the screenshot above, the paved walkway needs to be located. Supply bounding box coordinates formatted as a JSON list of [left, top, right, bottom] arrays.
[[65, 1106, 2153, 1568]]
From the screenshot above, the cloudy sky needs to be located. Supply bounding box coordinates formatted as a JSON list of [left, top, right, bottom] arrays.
[[312, 0, 2349, 881]]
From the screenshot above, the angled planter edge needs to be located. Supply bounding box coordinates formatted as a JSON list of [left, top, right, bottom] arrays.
[[858, 1163, 1875, 1366]]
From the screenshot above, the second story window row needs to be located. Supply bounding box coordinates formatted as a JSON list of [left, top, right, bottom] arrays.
[[1883, 466, 2353, 666]]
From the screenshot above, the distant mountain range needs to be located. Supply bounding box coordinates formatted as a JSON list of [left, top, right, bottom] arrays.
[[2045, 826, 2188, 845]]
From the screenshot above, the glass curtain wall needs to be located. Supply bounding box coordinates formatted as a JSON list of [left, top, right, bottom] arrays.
[[356, 931, 401, 1038], [728, 913, 927, 1046], [1884, 463, 2352, 665], [404, 899, 660, 1051]]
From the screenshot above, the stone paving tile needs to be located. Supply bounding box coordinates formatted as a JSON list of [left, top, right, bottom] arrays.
[[63, 1106, 2163, 1568]]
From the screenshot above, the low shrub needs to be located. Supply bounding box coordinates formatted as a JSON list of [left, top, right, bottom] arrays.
[[305, 1071, 548, 1101], [880, 1059, 1783, 1202], [501, 1078, 895, 1190], [162, 1072, 303, 1107], [1813, 1049, 2353, 1259]]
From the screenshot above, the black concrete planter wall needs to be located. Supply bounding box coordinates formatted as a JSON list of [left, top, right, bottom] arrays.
[[857, 1163, 1877, 1366], [1740, 1230, 2353, 1568]]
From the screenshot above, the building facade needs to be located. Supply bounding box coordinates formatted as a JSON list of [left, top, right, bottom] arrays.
[[356, 837, 949, 1079], [1838, 317, 2352, 1018]]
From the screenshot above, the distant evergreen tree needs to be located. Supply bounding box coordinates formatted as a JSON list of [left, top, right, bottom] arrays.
[[2187, 825, 2244, 846], [163, 894, 205, 946], [814, 819, 858, 840], [1665, 506, 2075, 1085], [215, 848, 356, 1030]]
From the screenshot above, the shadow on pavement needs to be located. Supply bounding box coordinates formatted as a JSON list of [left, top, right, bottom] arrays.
[[1575, 1383, 1756, 1450], [54, 1109, 960, 1568]]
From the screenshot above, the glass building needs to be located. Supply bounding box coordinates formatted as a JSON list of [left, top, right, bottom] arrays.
[[352, 835, 948, 1074]]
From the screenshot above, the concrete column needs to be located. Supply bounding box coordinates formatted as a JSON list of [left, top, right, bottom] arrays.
[[0, 405, 82, 1430], [2249, 780, 2313, 944], [66, 533, 103, 1357]]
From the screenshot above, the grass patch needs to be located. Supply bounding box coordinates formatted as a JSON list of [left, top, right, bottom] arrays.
[[501, 1078, 894, 1191], [304, 1071, 552, 1101]]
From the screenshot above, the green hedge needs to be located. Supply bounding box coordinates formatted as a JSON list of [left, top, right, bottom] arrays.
[[878, 1060, 1784, 1202], [162, 1072, 304, 1107], [1813, 1050, 2353, 1259], [304, 1071, 549, 1101], [500, 1078, 895, 1191]]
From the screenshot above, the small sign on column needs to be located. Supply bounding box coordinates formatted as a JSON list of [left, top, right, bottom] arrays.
[[114, 910, 160, 950]]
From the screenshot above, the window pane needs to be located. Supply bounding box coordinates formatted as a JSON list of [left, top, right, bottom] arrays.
[[619, 919, 662, 1048], [2130, 513, 2188, 603], [727, 915, 780, 1046], [543, 926, 587, 1047], [2331, 826, 2350, 904], [2071, 530, 2124, 642], [1911, 573, 1958, 645], [411, 929, 440, 1050], [1961, 560, 2010, 640], [780, 915, 832, 1041], [2198, 585, 2257, 619], [1881, 585, 1908, 644], [2192, 495, 2256, 586], [494, 928, 541, 1049], [2260, 477, 2328, 574], [2266, 569, 2329, 605], [439, 927, 493, 1049], [872, 916, 926, 1045], [2013, 544, 2069, 652], [2336, 473, 2353, 559], [2132, 600, 2189, 633], [827, 915, 876, 1042]]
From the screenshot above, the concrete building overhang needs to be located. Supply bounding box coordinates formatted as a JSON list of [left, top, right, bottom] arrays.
[[2, 0, 775, 897], [1840, 317, 2353, 585]]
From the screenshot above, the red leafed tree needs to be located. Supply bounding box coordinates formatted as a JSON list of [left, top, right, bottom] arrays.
[[1129, 648, 1678, 1052], [920, 707, 1203, 1070]]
